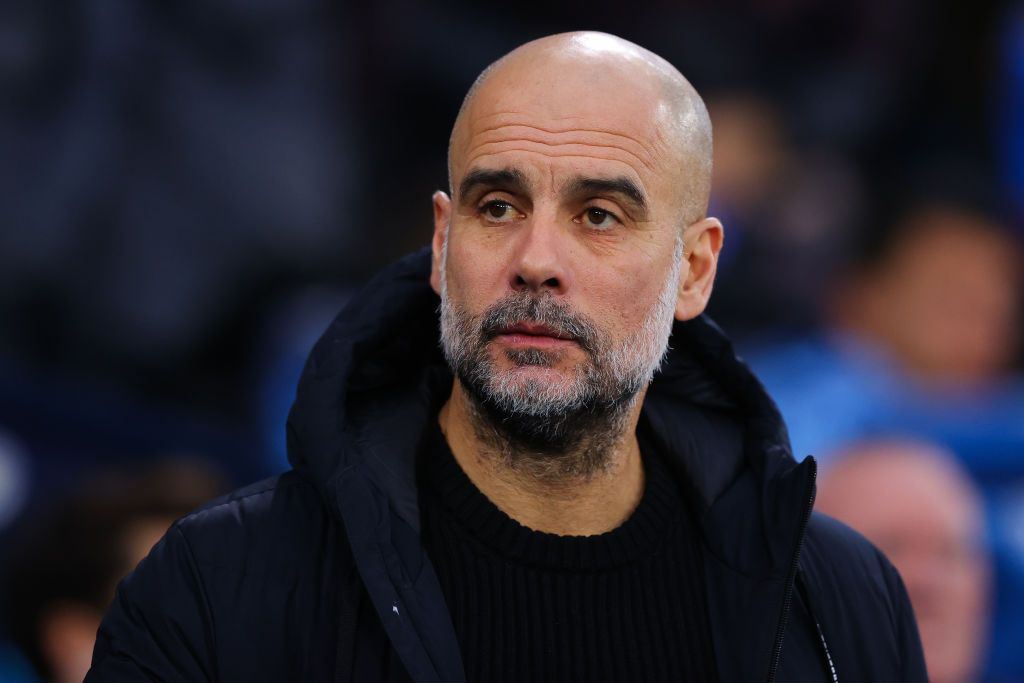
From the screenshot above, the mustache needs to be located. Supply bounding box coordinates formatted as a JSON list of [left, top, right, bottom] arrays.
[[478, 292, 600, 354]]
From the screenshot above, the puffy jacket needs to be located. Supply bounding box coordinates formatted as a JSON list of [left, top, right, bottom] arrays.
[[86, 248, 927, 682]]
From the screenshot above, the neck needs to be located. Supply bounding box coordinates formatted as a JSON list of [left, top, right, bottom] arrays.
[[438, 380, 646, 536]]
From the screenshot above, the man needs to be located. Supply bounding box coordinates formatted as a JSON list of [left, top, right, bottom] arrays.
[[817, 440, 991, 683], [832, 200, 1021, 388], [86, 32, 926, 682]]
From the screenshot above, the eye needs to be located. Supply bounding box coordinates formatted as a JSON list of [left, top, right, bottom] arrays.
[[479, 200, 522, 224], [577, 207, 620, 230]]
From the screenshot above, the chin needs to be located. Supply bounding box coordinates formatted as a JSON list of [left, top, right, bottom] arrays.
[[499, 361, 582, 388]]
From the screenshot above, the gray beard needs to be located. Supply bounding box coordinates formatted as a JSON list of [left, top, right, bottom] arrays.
[[439, 237, 682, 481]]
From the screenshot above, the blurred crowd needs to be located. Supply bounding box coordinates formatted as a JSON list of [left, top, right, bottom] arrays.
[[0, 1, 1022, 681]]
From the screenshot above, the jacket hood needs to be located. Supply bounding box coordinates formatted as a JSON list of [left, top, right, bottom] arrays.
[[286, 247, 817, 682], [287, 246, 812, 572]]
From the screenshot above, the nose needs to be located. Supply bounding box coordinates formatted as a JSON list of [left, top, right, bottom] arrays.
[[509, 216, 572, 295]]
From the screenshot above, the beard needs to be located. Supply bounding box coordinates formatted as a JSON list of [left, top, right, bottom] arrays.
[[438, 237, 683, 479]]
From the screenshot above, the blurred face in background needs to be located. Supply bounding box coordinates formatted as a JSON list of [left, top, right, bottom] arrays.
[[817, 442, 990, 683], [707, 93, 787, 213], [839, 206, 1022, 386]]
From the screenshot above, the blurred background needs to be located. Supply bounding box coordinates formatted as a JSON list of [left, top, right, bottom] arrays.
[[0, 1, 1021, 681]]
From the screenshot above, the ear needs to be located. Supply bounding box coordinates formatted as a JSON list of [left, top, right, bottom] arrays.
[[430, 190, 452, 295], [675, 216, 724, 321]]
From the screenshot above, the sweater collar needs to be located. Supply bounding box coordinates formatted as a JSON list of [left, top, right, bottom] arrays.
[[420, 417, 687, 572]]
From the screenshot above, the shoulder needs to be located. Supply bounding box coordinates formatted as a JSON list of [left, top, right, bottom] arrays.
[[87, 472, 356, 681], [172, 471, 349, 580], [182, 470, 321, 524], [794, 512, 927, 680], [800, 511, 903, 604], [177, 471, 323, 536], [802, 512, 889, 569], [800, 511, 908, 627]]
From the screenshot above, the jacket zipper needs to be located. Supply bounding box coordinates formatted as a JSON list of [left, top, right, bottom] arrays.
[[816, 618, 839, 682], [765, 465, 817, 683]]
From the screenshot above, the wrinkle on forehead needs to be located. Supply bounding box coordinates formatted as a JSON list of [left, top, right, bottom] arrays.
[[467, 121, 661, 174], [461, 151, 648, 200]]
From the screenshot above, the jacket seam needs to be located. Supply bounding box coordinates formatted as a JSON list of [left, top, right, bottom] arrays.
[[172, 524, 220, 683], [178, 479, 298, 523]]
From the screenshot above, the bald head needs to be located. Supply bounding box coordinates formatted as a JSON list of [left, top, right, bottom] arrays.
[[818, 440, 986, 543], [449, 32, 713, 225]]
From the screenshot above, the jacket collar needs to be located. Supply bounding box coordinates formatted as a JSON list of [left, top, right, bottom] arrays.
[[287, 247, 816, 682]]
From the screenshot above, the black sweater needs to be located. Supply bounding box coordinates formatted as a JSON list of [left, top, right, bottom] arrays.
[[420, 424, 717, 682]]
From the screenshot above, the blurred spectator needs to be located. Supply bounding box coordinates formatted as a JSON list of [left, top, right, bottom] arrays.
[[832, 202, 1022, 388], [817, 439, 991, 683], [0, 459, 225, 683], [747, 198, 1024, 464], [746, 199, 1024, 679]]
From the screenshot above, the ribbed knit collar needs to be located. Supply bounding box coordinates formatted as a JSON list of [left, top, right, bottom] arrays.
[[420, 421, 686, 572]]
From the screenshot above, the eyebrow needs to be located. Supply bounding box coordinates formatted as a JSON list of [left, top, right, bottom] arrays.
[[458, 167, 532, 203], [565, 175, 649, 218]]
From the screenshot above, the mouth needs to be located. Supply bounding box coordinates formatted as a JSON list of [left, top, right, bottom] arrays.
[[494, 322, 578, 348]]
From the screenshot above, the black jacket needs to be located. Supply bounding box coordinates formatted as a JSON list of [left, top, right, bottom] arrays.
[[86, 248, 927, 683]]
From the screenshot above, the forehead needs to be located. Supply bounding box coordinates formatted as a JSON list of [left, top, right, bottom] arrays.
[[453, 62, 679, 196]]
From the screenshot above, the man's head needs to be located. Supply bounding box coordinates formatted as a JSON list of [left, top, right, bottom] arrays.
[[834, 202, 1022, 386], [429, 32, 722, 474], [816, 440, 990, 683]]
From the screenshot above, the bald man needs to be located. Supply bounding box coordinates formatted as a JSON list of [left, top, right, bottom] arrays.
[[86, 33, 927, 682], [817, 441, 991, 683]]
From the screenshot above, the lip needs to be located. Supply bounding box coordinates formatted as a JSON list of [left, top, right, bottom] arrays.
[[494, 322, 577, 348], [503, 322, 572, 339]]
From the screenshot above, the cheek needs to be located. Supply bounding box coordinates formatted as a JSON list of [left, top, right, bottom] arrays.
[[581, 262, 668, 330], [445, 232, 505, 307]]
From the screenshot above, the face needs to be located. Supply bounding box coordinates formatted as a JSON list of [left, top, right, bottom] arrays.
[[876, 213, 1021, 384], [431, 43, 721, 453], [439, 231, 683, 453]]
